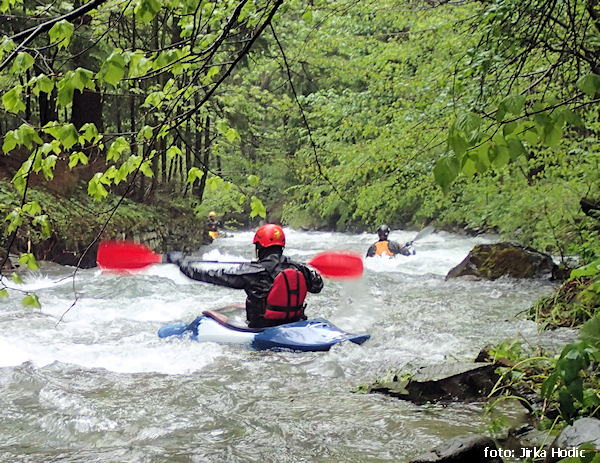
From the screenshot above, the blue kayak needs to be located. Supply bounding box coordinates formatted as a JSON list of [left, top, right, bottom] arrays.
[[158, 308, 370, 352]]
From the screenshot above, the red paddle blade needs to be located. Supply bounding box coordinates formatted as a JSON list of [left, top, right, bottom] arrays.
[[307, 251, 364, 280], [97, 240, 162, 271]]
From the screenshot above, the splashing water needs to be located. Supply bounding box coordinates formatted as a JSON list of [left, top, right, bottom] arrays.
[[0, 229, 571, 462]]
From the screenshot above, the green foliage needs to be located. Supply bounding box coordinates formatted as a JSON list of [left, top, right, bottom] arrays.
[[529, 254, 600, 329], [433, 0, 600, 205], [540, 316, 600, 424], [529, 278, 600, 330], [0, 0, 599, 263]]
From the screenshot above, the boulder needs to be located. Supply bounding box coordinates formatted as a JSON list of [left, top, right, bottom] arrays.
[[369, 362, 499, 404], [545, 417, 600, 463], [446, 243, 556, 280], [408, 435, 504, 463]]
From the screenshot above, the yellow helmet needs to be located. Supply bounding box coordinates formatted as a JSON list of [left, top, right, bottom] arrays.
[[209, 211, 216, 218]]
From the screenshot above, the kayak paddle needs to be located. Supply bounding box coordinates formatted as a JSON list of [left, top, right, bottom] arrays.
[[97, 240, 363, 279], [405, 226, 434, 246], [96, 240, 162, 270]]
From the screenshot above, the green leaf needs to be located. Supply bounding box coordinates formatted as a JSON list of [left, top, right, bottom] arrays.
[[474, 148, 490, 173], [521, 124, 540, 145], [49, 20, 74, 49], [135, 0, 162, 23], [460, 157, 477, 177], [140, 161, 154, 178], [302, 10, 313, 22], [571, 258, 600, 278], [186, 167, 204, 184], [30, 74, 54, 96], [1, 0, 20, 13], [567, 377, 584, 402], [97, 51, 126, 88], [106, 137, 131, 162], [56, 74, 76, 106], [10, 52, 34, 74], [0, 288, 8, 298], [250, 196, 266, 218], [502, 121, 518, 136], [447, 132, 469, 155], [541, 120, 562, 146], [22, 201, 41, 216], [41, 155, 57, 180], [207, 177, 221, 191], [18, 253, 39, 270], [32, 214, 51, 238], [497, 94, 525, 122], [68, 152, 89, 168], [205, 66, 219, 81], [453, 112, 481, 142], [6, 208, 23, 234], [489, 143, 510, 168], [11, 273, 23, 284], [2, 130, 19, 153], [88, 173, 109, 201], [72, 68, 95, 91], [19, 125, 43, 148], [433, 155, 460, 191], [225, 128, 241, 143], [556, 107, 583, 127], [167, 146, 182, 159], [248, 175, 260, 187], [558, 388, 576, 421], [506, 138, 526, 161], [22, 293, 41, 309], [577, 73, 600, 96], [79, 123, 100, 144], [216, 120, 230, 135], [44, 123, 79, 150], [579, 315, 600, 349], [540, 370, 559, 399], [2, 86, 26, 114]]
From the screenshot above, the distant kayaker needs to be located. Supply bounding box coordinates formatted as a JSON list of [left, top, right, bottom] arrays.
[[206, 211, 220, 240], [164, 224, 324, 328], [366, 224, 411, 257]]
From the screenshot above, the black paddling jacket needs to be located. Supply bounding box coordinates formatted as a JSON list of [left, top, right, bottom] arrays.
[[175, 254, 324, 328]]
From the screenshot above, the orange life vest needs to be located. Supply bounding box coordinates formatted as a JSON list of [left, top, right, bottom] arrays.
[[264, 268, 308, 321], [374, 240, 393, 256]]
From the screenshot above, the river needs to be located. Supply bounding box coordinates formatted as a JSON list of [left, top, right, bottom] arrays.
[[0, 229, 574, 462]]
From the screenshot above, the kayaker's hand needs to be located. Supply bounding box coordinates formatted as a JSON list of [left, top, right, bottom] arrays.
[[163, 251, 184, 264]]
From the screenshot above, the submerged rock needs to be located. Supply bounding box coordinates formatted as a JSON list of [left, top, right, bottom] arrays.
[[446, 243, 556, 280]]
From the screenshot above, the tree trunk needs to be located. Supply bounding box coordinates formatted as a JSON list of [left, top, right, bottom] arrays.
[[71, 89, 103, 130], [195, 115, 210, 201]]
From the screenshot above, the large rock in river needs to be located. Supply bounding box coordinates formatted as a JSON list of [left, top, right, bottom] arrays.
[[446, 243, 556, 280], [368, 362, 499, 404]]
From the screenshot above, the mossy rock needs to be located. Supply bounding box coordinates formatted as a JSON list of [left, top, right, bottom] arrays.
[[446, 243, 556, 280], [368, 362, 500, 404]]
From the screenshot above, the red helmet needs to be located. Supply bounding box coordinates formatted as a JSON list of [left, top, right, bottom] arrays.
[[253, 224, 285, 248]]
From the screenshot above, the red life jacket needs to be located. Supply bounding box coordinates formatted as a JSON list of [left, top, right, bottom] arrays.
[[264, 268, 308, 321]]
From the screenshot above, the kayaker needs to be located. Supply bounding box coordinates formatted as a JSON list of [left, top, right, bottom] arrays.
[[164, 224, 324, 328], [206, 211, 220, 240], [366, 224, 411, 257]]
